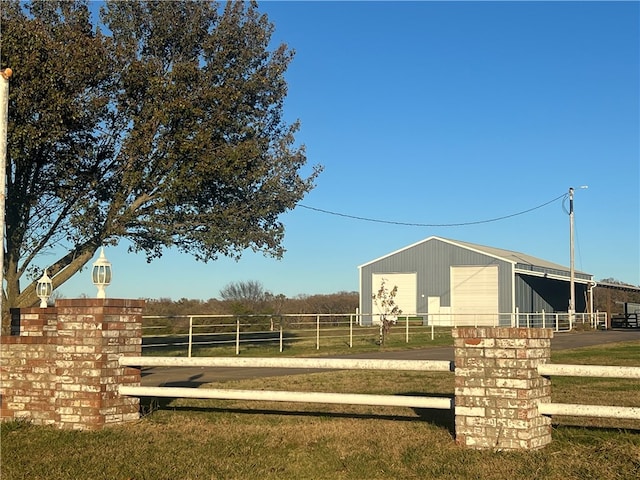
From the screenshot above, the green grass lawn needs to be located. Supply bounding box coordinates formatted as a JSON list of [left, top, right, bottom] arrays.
[[2, 341, 639, 480]]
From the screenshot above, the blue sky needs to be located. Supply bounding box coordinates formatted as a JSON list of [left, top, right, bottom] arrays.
[[61, 1, 639, 300]]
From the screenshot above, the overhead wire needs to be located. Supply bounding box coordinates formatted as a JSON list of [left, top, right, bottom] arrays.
[[298, 192, 568, 227]]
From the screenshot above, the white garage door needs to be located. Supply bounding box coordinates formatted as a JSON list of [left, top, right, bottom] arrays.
[[451, 265, 498, 326], [371, 273, 417, 324]]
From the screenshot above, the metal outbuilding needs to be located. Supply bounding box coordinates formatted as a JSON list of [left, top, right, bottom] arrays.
[[358, 236, 594, 326]]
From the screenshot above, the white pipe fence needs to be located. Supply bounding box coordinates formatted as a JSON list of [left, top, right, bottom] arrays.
[[118, 356, 454, 410], [537, 363, 640, 420], [119, 354, 638, 422], [142, 311, 608, 356]]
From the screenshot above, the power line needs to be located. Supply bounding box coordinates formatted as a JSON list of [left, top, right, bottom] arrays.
[[298, 192, 567, 227]]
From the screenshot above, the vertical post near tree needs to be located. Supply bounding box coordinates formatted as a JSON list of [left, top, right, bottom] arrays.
[[0, 67, 13, 333], [569, 187, 575, 326], [568, 185, 589, 327]]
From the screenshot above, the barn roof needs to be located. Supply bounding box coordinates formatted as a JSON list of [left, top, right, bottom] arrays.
[[359, 236, 593, 282]]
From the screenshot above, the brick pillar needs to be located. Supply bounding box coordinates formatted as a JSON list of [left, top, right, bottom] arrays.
[[1, 299, 144, 430], [453, 327, 552, 450], [54, 298, 143, 429], [10, 307, 58, 336]]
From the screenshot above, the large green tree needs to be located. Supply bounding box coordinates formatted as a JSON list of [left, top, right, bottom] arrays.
[[0, 0, 320, 323]]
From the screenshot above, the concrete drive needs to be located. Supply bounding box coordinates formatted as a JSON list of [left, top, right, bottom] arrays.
[[141, 329, 640, 388]]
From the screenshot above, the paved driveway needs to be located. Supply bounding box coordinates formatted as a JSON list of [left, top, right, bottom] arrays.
[[141, 329, 640, 387]]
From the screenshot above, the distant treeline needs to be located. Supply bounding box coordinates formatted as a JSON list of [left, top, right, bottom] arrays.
[[594, 282, 640, 318], [138, 279, 640, 319], [141, 291, 359, 317]]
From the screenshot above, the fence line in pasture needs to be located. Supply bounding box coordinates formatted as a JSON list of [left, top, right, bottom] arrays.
[[141, 311, 608, 356]]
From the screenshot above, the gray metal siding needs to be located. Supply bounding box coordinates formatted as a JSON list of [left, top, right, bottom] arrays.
[[515, 274, 588, 313], [515, 275, 556, 312], [360, 238, 513, 317]]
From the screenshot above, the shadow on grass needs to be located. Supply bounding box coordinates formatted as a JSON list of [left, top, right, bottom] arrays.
[[140, 391, 456, 437], [140, 393, 640, 440], [140, 370, 211, 388]]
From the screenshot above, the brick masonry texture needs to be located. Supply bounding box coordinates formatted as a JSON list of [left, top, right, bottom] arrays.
[[453, 327, 553, 450], [1, 298, 144, 430]]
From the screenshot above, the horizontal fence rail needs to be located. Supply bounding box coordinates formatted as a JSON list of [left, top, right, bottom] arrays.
[[537, 363, 640, 420], [118, 386, 453, 410], [538, 364, 640, 379], [119, 356, 454, 411], [538, 403, 640, 420], [119, 356, 454, 372], [120, 356, 639, 421]]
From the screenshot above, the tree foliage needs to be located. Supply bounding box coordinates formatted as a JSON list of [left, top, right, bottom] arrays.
[[0, 0, 320, 321]]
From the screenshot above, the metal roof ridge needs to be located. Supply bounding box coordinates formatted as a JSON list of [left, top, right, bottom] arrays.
[[359, 236, 592, 278]]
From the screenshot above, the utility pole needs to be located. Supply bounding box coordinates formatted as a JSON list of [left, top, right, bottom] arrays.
[[0, 67, 12, 334], [569, 187, 575, 326], [568, 185, 589, 327]]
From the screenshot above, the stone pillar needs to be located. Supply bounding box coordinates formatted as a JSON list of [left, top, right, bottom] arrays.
[[453, 327, 552, 450]]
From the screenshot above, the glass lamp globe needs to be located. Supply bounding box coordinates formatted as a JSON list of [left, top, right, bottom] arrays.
[[91, 248, 112, 299], [36, 270, 53, 308]]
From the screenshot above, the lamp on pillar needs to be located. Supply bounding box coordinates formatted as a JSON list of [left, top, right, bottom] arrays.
[[36, 270, 53, 308], [92, 248, 112, 299]]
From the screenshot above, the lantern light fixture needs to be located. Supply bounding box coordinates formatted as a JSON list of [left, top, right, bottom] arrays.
[[36, 270, 53, 308], [91, 247, 112, 299]]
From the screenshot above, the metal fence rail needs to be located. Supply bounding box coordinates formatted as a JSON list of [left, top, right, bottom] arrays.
[[141, 311, 608, 355]]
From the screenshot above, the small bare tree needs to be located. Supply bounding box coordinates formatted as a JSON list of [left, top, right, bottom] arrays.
[[372, 278, 402, 345], [219, 280, 269, 314]]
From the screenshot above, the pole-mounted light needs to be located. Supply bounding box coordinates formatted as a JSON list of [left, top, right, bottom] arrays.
[[91, 248, 112, 299], [568, 185, 588, 326], [569, 187, 575, 325], [36, 270, 53, 308]]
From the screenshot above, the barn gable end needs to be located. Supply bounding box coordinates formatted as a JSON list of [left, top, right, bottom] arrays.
[[358, 236, 594, 326]]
